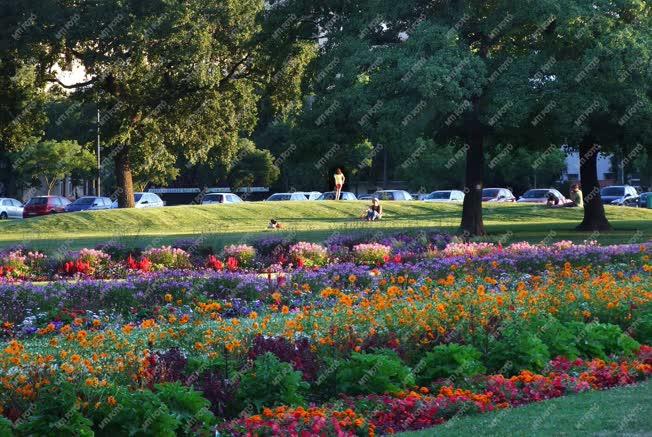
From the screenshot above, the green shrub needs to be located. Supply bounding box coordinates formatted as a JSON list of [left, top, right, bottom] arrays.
[[629, 311, 652, 345], [336, 349, 414, 395], [486, 322, 550, 374], [237, 352, 309, 411], [534, 316, 580, 360], [14, 382, 93, 437], [0, 417, 13, 437], [155, 382, 216, 436], [415, 343, 486, 386], [83, 386, 179, 437], [570, 322, 641, 360]]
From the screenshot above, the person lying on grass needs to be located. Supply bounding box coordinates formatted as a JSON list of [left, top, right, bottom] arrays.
[[361, 198, 382, 221], [267, 219, 283, 229]]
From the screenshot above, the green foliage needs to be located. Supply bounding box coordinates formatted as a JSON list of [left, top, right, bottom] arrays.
[[630, 311, 652, 345], [486, 322, 550, 374], [0, 417, 12, 437], [570, 322, 641, 360], [415, 344, 486, 386], [237, 352, 309, 411], [336, 349, 414, 396], [534, 316, 581, 360], [14, 382, 93, 437], [155, 382, 216, 436], [228, 139, 280, 189], [14, 140, 95, 194], [83, 386, 179, 437]]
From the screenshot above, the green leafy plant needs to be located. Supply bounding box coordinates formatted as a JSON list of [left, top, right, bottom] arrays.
[[15, 382, 93, 437], [534, 316, 581, 360], [486, 322, 550, 374], [155, 382, 216, 436], [336, 349, 414, 395], [415, 343, 486, 386], [570, 322, 641, 360], [237, 352, 309, 411]]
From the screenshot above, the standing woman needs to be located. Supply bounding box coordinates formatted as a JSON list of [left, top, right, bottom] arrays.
[[333, 168, 345, 200]]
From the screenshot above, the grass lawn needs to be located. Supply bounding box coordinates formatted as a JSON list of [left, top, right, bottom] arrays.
[[398, 380, 652, 437], [0, 201, 650, 252]]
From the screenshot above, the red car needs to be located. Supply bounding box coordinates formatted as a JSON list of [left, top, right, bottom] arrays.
[[22, 196, 71, 218]]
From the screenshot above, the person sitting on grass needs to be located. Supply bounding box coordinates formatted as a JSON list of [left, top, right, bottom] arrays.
[[546, 192, 560, 207], [560, 184, 584, 208], [268, 219, 283, 229], [362, 198, 382, 221]]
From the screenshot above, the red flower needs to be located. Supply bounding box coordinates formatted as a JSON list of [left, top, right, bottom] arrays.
[[296, 258, 304, 269], [226, 256, 239, 271], [382, 254, 390, 263], [127, 255, 139, 270], [207, 255, 223, 271], [139, 257, 152, 272], [393, 254, 402, 263]]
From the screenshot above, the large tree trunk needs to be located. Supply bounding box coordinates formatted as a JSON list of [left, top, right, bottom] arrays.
[[576, 141, 612, 231], [114, 146, 135, 208], [460, 120, 486, 237]]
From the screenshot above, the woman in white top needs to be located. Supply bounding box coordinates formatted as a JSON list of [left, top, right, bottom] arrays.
[[334, 168, 345, 200]]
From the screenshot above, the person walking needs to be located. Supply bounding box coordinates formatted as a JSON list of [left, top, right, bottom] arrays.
[[333, 168, 345, 200]]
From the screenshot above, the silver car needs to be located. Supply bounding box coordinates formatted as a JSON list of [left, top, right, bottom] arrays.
[[0, 198, 24, 219], [372, 190, 413, 201], [265, 193, 308, 201], [517, 188, 566, 204], [423, 190, 465, 202], [201, 193, 243, 204]]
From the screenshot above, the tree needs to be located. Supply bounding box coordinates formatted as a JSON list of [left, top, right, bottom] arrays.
[[15, 140, 95, 194], [228, 139, 280, 189], [15, 0, 314, 207], [535, 0, 652, 231], [284, 0, 559, 235]]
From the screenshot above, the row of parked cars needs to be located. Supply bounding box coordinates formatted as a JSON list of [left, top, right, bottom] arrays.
[[0, 192, 166, 219], [1, 185, 648, 220]]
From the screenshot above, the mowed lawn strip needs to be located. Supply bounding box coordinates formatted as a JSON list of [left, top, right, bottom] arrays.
[[398, 380, 652, 437], [0, 202, 650, 251]]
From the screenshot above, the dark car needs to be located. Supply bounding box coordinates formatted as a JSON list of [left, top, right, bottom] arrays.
[[23, 196, 71, 218], [65, 196, 114, 212], [600, 185, 638, 205], [638, 192, 652, 208]]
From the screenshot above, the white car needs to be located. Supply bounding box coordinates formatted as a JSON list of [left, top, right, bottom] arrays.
[[295, 191, 322, 200], [112, 192, 165, 208], [265, 193, 308, 201], [517, 188, 566, 204], [423, 190, 465, 202], [316, 191, 357, 200], [0, 198, 24, 219], [201, 193, 243, 204], [372, 190, 413, 201]]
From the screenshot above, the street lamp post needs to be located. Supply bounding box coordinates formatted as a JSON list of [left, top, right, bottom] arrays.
[[97, 107, 101, 196]]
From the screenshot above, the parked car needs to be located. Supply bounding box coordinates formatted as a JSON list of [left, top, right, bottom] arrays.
[[316, 191, 357, 200], [372, 190, 413, 201], [358, 194, 374, 201], [201, 193, 243, 204], [295, 191, 322, 200], [638, 192, 652, 208], [265, 193, 308, 201], [482, 188, 516, 202], [23, 196, 71, 217], [423, 190, 465, 202], [517, 188, 566, 204], [0, 198, 24, 219], [601, 185, 638, 205], [65, 196, 114, 212], [111, 192, 165, 208], [410, 192, 429, 201]]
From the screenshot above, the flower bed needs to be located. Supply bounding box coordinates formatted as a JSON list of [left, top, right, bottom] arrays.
[[0, 237, 650, 435]]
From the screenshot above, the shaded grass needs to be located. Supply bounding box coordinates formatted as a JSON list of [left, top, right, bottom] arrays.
[[399, 380, 652, 437], [0, 201, 650, 252]]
